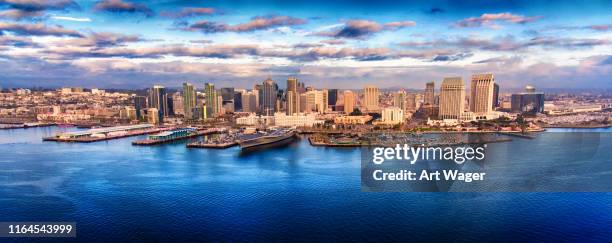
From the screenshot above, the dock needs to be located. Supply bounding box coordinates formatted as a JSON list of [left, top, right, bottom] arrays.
[[132, 128, 223, 146], [187, 141, 237, 149], [1, 122, 55, 130], [43, 124, 166, 143], [496, 132, 536, 139]]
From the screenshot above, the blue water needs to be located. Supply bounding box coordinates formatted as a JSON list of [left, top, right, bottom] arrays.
[[0, 127, 611, 241]]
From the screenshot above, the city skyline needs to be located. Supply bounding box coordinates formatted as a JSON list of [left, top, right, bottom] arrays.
[[0, 0, 610, 89]]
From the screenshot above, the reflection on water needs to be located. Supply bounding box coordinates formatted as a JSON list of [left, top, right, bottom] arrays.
[[0, 127, 611, 241]]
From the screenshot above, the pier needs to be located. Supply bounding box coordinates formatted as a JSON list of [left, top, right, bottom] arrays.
[[187, 141, 237, 149], [43, 124, 166, 143], [132, 128, 224, 146], [0, 122, 55, 130], [496, 132, 536, 139]]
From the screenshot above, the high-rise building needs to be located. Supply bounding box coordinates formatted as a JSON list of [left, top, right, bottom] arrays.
[[304, 90, 328, 113], [261, 78, 278, 115], [363, 85, 379, 111], [439, 77, 465, 120], [470, 73, 495, 118], [234, 90, 243, 112], [425, 82, 435, 106], [165, 94, 174, 117], [406, 93, 416, 112], [148, 85, 167, 122], [286, 77, 299, 115], [299, 93, 308, 113], [172, 92, 184, 116], [493, 83, 500, 109], [204, 83, 217, 118], [393, 90, 406, 111], [220, 87, 235, 113], [328, 89, 338, 111], [183, 82, 196, 118], [241, 91, 258, 113], [511, 85, 545, 114], [343, 90, 356, 114], [381, 107, 405, 125], [146, 108, 159, 124], [133, 96, 147, 120]]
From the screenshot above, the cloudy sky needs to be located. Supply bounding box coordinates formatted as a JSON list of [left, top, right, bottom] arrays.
[[0, 0, 610, 90]]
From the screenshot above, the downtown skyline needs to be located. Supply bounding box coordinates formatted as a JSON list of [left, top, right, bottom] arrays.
[[0, 0, 611, 90]]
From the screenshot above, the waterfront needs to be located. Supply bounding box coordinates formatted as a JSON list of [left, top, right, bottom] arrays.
[[0, 127, 611, 241]]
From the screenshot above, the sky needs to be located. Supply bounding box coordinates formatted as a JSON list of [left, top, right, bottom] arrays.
[[0, 0, 610, 90]]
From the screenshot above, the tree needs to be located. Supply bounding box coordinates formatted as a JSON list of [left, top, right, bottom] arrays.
[[350, 108, 363, 116]]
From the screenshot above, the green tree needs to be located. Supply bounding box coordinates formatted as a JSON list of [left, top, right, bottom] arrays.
[[350, 108, 363, 116]]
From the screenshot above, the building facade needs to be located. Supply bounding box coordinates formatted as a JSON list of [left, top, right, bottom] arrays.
[[439, 77, 465, 120]]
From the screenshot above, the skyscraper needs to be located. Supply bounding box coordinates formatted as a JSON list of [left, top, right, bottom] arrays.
[[439, 77, 465, 120], [148, 85, 167, 122], [133, 96, 147, 120], [305, 90, 328, 113], [172, 92, 184, 116], [425, 82, 435, 106], [234, 91, 243, 112], [183, 82, 196, 119], [493, 83, 500, 109], [204, 83, 217, 118], [393, 90, 406, 111], [286, 77, 299, 115], [343, 90, 356, 114], [363, 85, 379, 111], [220, 87, 235, 113], [511, 85, 545, 114], [328, 89, 338, 111], [262, 78, 278, 115], [406, 93, 416, 112], [470, 73, 495, 118]]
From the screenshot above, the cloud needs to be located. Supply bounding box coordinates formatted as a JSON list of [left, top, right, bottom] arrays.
[[427, 7, 443, 15], [0, 0, 79, 20], [598, 56, 612, 65], [546, 24, 612, 32], [0, 21, 82, 37], [383, 21, 416, 30], [184, 15, 306, 33], [54, 32, 141, 47], [0, 34, 38, 47], [589, 25, 611, 31], [399, 35, 610, 52], [0, 9, 44, 19], [431, 53, 473, 62], [455, 12, 542, 28], [0, 0, 78, 11], [93, 0, 152, 17], [44, 44, 262, 59], [50, 15, 91, 22], [320, 39, 345, 45], [315, 19, 415, 39], [160, 7, 216, 18]]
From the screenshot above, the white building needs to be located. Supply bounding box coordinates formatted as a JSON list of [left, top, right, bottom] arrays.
[[273, 112, 323, 127], [379, 107, 404, 125]]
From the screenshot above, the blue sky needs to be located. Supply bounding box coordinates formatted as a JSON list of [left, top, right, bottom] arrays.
[[0, 0, 610, 90]]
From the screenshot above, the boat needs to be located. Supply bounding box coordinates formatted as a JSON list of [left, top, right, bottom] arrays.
[[237, 128, 296, 150]]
